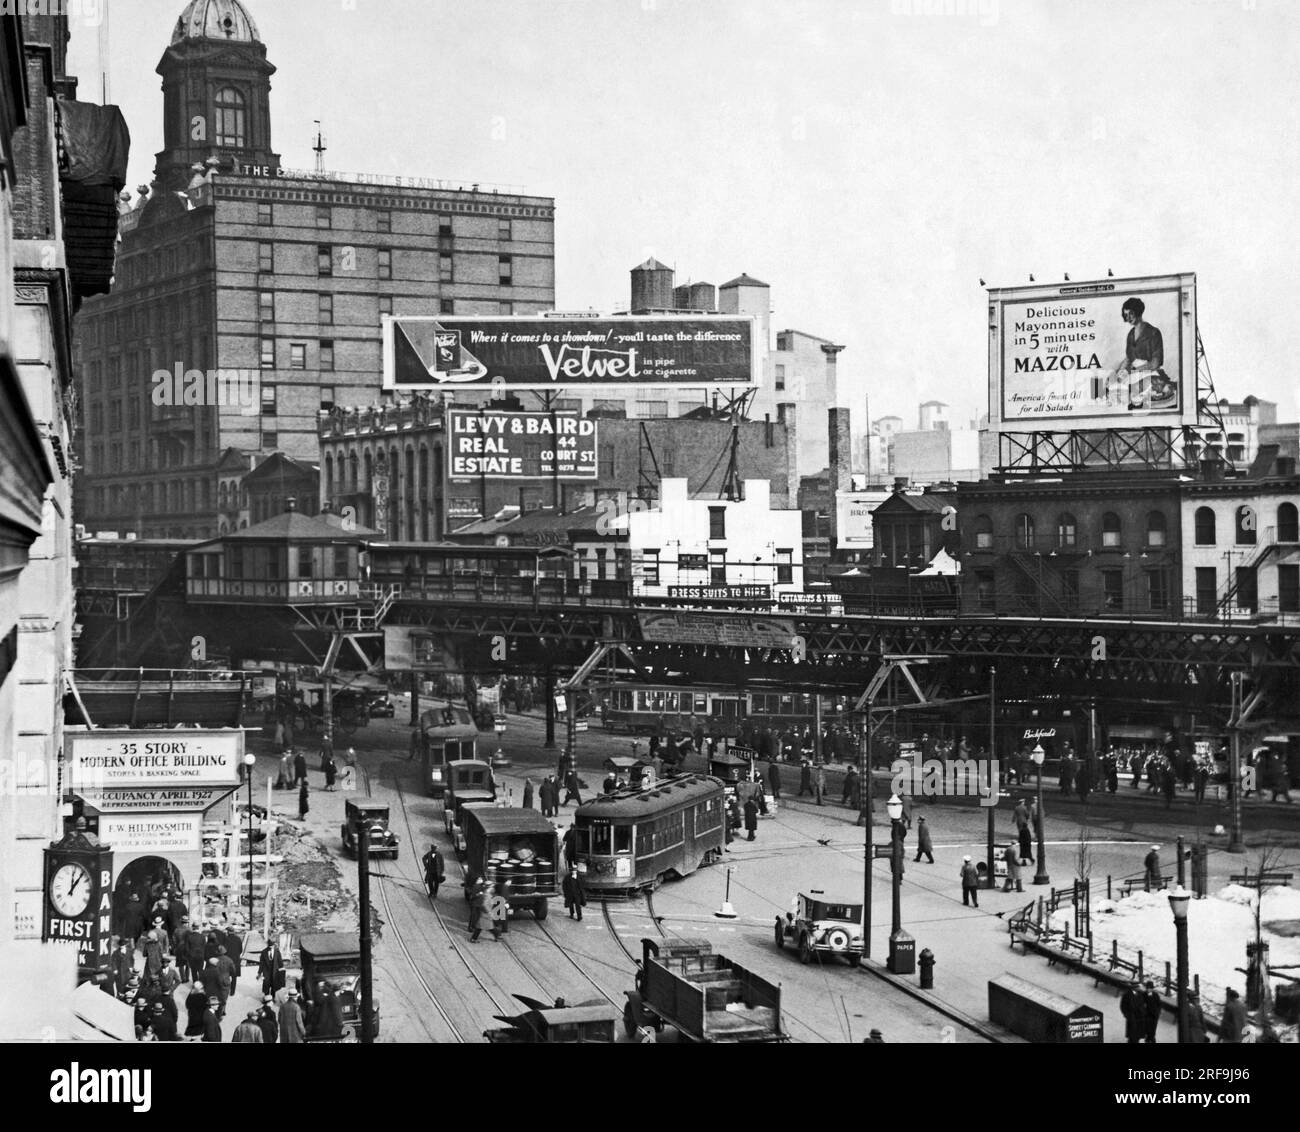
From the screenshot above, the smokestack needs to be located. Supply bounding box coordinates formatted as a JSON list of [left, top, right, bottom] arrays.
[[828, 407, 852, 494]]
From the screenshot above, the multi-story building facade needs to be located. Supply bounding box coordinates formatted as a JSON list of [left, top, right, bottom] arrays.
[[73, 0, 555, 540], [1, 10, 127, 946]]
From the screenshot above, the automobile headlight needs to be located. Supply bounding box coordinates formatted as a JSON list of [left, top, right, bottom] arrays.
[[431, 769, 443, 779]]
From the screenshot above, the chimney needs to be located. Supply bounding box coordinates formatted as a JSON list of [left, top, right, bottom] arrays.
[[893, 477, 909, 493], [828, 407, 852, 494]]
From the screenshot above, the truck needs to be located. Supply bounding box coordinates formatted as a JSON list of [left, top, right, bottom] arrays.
[[460, 805, 559, 921], [622, 937, 786, 1042], [443, 759, 497, 854]]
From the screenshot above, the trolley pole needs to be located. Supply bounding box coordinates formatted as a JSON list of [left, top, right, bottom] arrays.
[[862, 721, 873, 959], [985, 666, 996, 889], [358, 824, 374, 1044]]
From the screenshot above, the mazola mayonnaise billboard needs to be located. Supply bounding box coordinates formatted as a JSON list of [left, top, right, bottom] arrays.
[[988, 273, 1197, 431]]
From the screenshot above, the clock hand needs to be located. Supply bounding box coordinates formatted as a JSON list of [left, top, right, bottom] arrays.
[[69, 871, 84, 895]]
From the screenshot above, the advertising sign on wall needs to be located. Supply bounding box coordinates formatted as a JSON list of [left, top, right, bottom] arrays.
[[384, 315, 760, 390], [66, 730, 243, 790], [98, 814, 203, 855], [638, 611, 796, 649], [447, 410, 598, 479], [836, 490, 891, 547], [987, 273, 1197, 432]]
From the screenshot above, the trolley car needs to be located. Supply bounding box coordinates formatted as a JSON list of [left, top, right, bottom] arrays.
[[599, 685, 836, 739], [411, 702, 479, 797], [572, 774, 725, 895]]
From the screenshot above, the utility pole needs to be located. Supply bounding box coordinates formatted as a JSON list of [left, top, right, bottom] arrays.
[[985, 666, 996, 889], [358, 823, 374, 1044]]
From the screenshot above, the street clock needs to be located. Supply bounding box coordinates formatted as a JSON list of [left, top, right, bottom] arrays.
[[43, 821, 114, 982]]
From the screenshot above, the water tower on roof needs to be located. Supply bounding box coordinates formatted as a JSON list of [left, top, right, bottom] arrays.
[[719, 273, 770, 348], [630, 257, 675, 312]]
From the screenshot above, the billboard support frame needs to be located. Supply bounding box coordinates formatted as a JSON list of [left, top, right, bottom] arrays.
[[995, 426, 1193, 475]]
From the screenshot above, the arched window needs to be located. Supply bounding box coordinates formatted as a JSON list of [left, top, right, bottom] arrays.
[[1278, 502, 1299, 543], [1194, 506, 1216, 545], [1235, 505, 1257, 546], [1146, 511, 1167, 548], [214, 87, 246, 148], [1102, 511, 1122, 549], [1056, 513, 1077, 549], [1014, 513, 1034, 550], [361, 451, 371, 492], [973, 514, 992, 550]]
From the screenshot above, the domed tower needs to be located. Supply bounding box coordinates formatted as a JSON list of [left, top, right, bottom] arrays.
[[154, 0, 279, 193]]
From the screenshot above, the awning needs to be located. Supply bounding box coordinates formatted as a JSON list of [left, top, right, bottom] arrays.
[[0, 943, 134, 1041], [70, 979, 136, 1042]]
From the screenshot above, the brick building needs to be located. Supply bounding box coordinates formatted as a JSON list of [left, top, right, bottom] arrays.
[[73, 0, 555, 540]]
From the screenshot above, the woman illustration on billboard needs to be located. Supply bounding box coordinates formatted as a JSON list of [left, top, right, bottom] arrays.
[[1112, 297, 1176, 411]]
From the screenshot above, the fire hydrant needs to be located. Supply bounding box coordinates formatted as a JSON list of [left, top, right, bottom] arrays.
[[919, 948, 936, 989]]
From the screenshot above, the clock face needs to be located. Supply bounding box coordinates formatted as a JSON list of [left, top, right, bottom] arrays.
[[50, 862, 93, 916]]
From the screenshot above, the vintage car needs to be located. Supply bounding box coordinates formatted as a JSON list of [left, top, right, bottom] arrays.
[[298, 932, 380, 1042], [340, 799, 400, 859], [368, 692, 395, 718], [484, 996, 618, 1044], [774, 891, 864, 966]]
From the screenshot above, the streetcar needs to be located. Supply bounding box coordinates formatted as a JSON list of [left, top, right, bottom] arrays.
[[599, 684, 836, 739], [571, 774, 725, 895], [411, 702, 480, 797]]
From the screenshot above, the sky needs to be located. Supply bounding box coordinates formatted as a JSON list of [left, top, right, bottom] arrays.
[[66, 0, 1300, 429]]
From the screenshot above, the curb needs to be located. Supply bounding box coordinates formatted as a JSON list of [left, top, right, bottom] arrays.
[[856, 958, 1022, 1044]]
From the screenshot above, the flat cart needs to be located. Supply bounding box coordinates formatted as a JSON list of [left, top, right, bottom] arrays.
[[623, 937, 786, 1042]]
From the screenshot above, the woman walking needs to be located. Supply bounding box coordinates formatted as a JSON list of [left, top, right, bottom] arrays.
[[298, 779, 310, 821]]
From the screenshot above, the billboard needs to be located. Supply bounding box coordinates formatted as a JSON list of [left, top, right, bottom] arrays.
[[988, 273, 1197, 432], [447, 409, 597, 480], [384, 315, 759, 390], [836, 490, 891, 547], [638, 611, 797, 648], [66, 729, 242, 790]]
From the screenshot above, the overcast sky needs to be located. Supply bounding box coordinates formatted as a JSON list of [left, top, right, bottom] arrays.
[[68, 0, 1300, 429]]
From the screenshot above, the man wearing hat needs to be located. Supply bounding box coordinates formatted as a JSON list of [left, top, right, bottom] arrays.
[[201, 996, 223, 1042], [1144, 845, 1162, 891], [172, 916, 192, 981], [1141, 980, 1162, 1043], [279, 987, 306, 1044], [151, 1000, 179, 1042], [256, 995, 279, 1044], [1119, 980, 1144, 1043], [184, 981, 208, 1038], [232, 1009, 264, 1043], [258, 938, 285, 996], [863, 1028, 885, 1043], [959, 855, 981, 907], [224, 921, 244, 994]]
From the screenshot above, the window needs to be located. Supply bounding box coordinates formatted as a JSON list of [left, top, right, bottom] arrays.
[[318, 293, 333, 324], [290, 343, 306, 370], [376, 209, 391, 234], [439, 252, 453, 282], [1194, 506, 1216, 545], [1062, 568, 1080, 608], [261, 430, 278, 449], [379, 296, 393, 317], [260, 338, 275, 368], [1235, 505, 1257, 546], [321, 386, 336, 412], [320, 340, 334, 371], [109, 442, 121, 471], [297, 547, 313, 580], [333, 546, 350, 576], [257, 201, 273, 225], [498, 218, 511, 241], [317, 244, 333, 276], [438, 216, 453, 237], [975, 571, 995, 611], [378, 248, 392, 280], [1014, 513, 1034, 550], [1101, 511, 1122, 548], [128, 400, 141, 429], [1280, 564, 1299, 613], [1195, 566, 1217, 615], [498, 301, 513, 316], [261, 385, 277, 414], [635, 401, 668, 418], [214, 87, 245, 148], [775, 364, 786, 391], [316, 205, 331, 229], [1101, 568, 1123, 610], [1146, 511, 1167, 548], [258, 241, 274, 273], [439, 299, 454, 315], [259, 291, 275, 322], [1056, 513, 1077, 549], [1278, 502, 1299, 543], [1236, 565, 1258, 612], [642, 549, 660, 586], [599, 445, 616, 477], [1145, 568, 1169, 611], [708, 507, 726, 540], [776, 549, 793, 585], [109, 401, 122, 430], [974, 514, 993, 550], [710, 549, 726, 585], [678, 553, 707, 572], [498, 254, 512, 284]]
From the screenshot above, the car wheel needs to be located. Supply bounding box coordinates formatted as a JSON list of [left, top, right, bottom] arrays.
[[798, 935, 813, 965], [774, 919, 785, 949], [623, 996, 641, 1039]]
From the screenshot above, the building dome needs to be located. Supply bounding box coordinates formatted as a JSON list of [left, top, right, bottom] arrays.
[[171, 0, 261, 45]]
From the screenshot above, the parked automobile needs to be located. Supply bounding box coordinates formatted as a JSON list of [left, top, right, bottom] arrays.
[[368, 693, 395, 718], [774, 890, 864, 966], [298, 932, 379, 1042]]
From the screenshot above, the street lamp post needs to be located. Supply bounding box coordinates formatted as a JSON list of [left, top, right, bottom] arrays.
[[1031, 744, 1050, 886], [1169, 885, 1191, 1044], [886, 793, 915, 974], [242, 752, 256, 927]]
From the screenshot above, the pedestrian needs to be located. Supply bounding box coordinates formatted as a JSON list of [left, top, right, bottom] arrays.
[[1269, 755, 1293, 803], [298, 778, 310, 820], [257, 995, 278, 1044], [159, 955, 181, 998], [273, 717, 286, 754], [1193, 761, 1209, 804], [184, 921, 206, 980], [258, 939, 284, 997], [322, 748, 337, 791], [122, 891, 145, 947], [1162, 765, 1177, 809], [276, 749, 293, 790], [184, 982, 207, 1038], [863, 1028, 885, 1043], [172, 918, 191, 982], [743, 796, 759, 841], [312, 983, 344, 1039], [1105, 752, 1119, 794], [422, 843, 445, 899], [1076, 760, 1091, 803], [1131, 750, 1145, 789], [1059, 752, 1074, 797], [279, 988, 305, 1044], [563, 768, 583, 806], [468, 876, 487, 942], [562, 870, 586, 921], [165, 889, 188, 934], [1144, 844, 1162, 891], [767, 760, 782, 801], [841, 764, 858, 806], [1002, 843, 1023, 892], [960, 856, 980, 907], [232, 1009, 264, 1043], [214, 947, 235, 1018], [1141, 980, 1162, 1043], [814, 762, 826, 806], [109, 939, 133, 999], [141, 929, 165, 993], [798, 758, 812, 797], [522, 778, 534, 810], [541, 775, 555, 817], [293, 749, 307, 786], [150, 1001, 178, 1042], [1120, 981, 1144, 1044], [201, 996, 223, 1042], [914, 817, 934, 863], [1187, 991, 1209, 1044], [1219, 988, 1247, 1043], [489, 884, 510, 940], [603, 772, 618, 794], [225, 922, 244, 994]]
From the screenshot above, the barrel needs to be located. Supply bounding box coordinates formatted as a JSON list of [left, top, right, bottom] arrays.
[[534, 858, 553, 892], [496, 861, 516, 889], [515, 860, 535, 893]]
